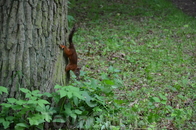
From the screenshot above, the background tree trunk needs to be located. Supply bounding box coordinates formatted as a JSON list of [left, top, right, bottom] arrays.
[[0, 0, 68, 100]]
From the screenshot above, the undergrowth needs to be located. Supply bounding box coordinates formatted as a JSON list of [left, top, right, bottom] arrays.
[[0, 0, 195, 129], [69, 0, 196, 129]]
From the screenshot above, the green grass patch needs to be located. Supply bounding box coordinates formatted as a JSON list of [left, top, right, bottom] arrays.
[[70, 0, 196, 129]]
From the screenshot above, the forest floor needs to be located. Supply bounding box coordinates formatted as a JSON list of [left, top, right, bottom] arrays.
[[69, 0, 196, 129], [171, 0, 196, 17]]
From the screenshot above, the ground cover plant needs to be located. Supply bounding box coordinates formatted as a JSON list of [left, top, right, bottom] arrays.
[[0, 0, 195, 129], [68, 0, 196, 129]]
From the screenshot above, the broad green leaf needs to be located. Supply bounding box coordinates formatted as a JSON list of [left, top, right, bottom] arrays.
[[1, 103, 12, 108], [3, 120, 10, 129], [0, 86, 8, 94], [114, 99, 124, 105], [20, 88, 30, 93], [59, 90, 67, 98], [74, 109, 82, 114], [159, 93, 167, 100], [27, 100, 37, 104], [73, 92, 84, 100], [90, 78, 99, 89], [70, 113, 77, 120], [38, 99, 50, 105], [65, 107, 72, 115], [6, 116, 14, 121], [16, 100, 27, 105], [53, 115, 66, 123], [183, 24, 189, 27], [73, 96, 79, 106], [38, 99, 50, 108], [79, 119, 85, 129], [82, 91, 97, 107], [32, 90, 42, 97], [85, 117, 94, 129], [95, 95, 105, 105], [54, 84, 62, 89], [25, 93, 32, 98], [100, 86, 112, 94], [43, 92, 52, 97], [12, 105, 23, 110], [15, 123, 29, 130], [0, 118, 4, 122], [67, 92, 72, 98], [32, 90, 40, 94], [36, 106, 45, 112], [82, 91, 93, 101], [7, 98, 17, 103], [167, 86, 177, 92], [108, 66, 114, 72], [103, 79, 114, 85], [42, 112, 52, 122], [161, 100, 167, 105], [28, 114, 44, 126], [93, 107, 103, 112], [177, 94, 185, 100], [152, 97, 160, 102], [67, 85, 80, 92]]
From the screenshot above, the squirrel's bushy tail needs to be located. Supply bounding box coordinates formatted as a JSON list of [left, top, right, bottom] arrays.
[[68, 25, 76, 45]]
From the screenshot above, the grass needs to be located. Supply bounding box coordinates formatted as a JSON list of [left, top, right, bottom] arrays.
[[69, 0, 196, 129]]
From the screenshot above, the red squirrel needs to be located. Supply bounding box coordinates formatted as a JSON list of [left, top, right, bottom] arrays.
[[59, 25, 80, 80]]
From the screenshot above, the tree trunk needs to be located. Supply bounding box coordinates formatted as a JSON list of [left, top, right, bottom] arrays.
[[0, 0, 68, 100]]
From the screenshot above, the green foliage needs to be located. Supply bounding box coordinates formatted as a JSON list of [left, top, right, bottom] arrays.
[[54, 73, 123, 129], [0, 86, 8, 94], [0, 87, 54, 130], [0, 73, 123, 129]]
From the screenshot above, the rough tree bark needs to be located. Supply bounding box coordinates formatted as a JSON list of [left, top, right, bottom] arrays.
[[0, 0, 68, 100]]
